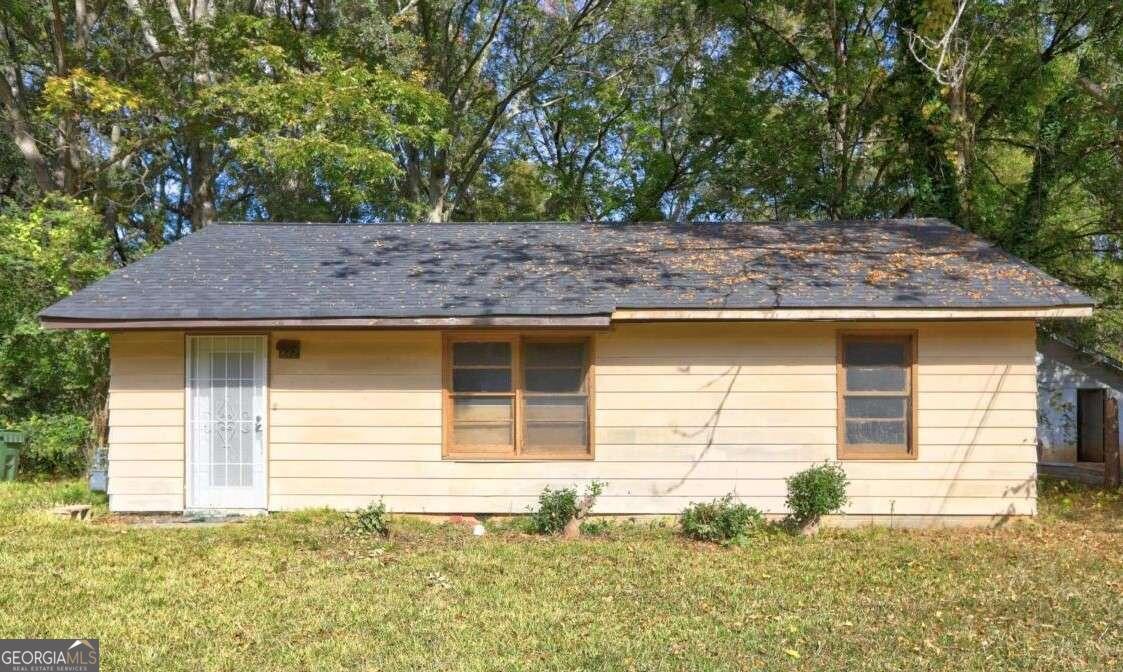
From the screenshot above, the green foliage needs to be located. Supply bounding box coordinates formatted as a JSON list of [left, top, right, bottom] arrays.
[[679, 495, 765, 545], [578, 519, 611, 536], [785, 463, 850, 525], [470, 161, 552, 221], [353, 500, 390, 537], [41, 68, 147, 117], [15, 414, 91, 478], [528, 481, 605, 535], [529, 487, 578, 535], [0, 196, 110, 311], [0, 199, 109, 448], [204, 19, 447, 219]]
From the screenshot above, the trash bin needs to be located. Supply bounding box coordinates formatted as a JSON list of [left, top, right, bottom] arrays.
[[0, 430, 24, 481], [88, 447, 108, 493]]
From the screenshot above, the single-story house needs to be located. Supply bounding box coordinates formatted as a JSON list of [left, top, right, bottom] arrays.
[[1037, 335, 1122, 484], [40, 218, 1094, 525]]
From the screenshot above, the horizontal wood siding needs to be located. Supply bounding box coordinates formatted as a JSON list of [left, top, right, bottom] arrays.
[[107, 331, 184, 511], [263, 322, 1038, 518], [268, 330, 444, 510]]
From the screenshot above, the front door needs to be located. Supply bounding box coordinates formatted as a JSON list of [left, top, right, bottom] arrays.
[[187, 335, 268, 510], [1077, 388, 1106, 463]]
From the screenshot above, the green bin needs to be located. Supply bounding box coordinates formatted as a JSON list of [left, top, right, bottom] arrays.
[[0, 430, 24, 481]]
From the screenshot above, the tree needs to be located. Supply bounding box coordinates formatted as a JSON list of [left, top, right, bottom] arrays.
[[1, 0, 1122, 461], [395, 0, 613, 221]]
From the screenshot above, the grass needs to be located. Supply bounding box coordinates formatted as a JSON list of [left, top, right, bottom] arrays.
[[0, 479, 1120, 671]]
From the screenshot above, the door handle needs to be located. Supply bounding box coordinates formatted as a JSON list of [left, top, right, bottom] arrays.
[[255, 415, 262, 432]]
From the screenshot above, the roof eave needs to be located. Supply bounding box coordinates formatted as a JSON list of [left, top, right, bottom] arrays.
[[38, 315, 614, 331], [39, 304, 1093, 331], [609, 306, 1094, 321]]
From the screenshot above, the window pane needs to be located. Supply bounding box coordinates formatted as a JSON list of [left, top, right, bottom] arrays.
[[452, 368, 512, 392], [524, 367, 583, 393], [845, 396, 907, 418], [524, 422, 588, 451], [845, 419, 907, 445], [452, 422, 512, 447], [524, 342, 585, 367], [845, 340, 906, 367], [846, 366, 906, 392], [453, 342, 511, 366], [453, 397, 512, 422], [525, 396, 587, 422]]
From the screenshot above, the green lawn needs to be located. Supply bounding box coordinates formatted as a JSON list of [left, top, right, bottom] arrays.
[[0, 480, 1120, 671]]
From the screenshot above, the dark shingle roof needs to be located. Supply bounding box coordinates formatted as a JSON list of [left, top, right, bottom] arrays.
[[40, 219, 1093, 322]]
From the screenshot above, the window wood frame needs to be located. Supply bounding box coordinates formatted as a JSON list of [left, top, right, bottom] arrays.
[[444, 334, 519, 457], [836, 330, 918, 460], [442, 332, 595, 460]]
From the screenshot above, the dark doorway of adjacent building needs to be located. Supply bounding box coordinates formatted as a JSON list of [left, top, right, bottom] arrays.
[[1077, 389, 1106, 463]]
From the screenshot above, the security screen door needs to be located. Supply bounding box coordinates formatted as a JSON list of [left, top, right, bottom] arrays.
[[187, 335, 267, 510]]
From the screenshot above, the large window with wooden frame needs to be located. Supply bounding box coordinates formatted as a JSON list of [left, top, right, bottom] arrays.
[[443, 334, 593, 459], [837, 332, 917, 459]]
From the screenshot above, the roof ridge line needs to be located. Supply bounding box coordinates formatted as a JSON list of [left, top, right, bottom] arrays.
[[212, 218, 946, 227]]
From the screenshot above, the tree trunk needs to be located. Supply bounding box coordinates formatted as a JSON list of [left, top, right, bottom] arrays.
[[826, 0, 849, 220], [0, 70, 55, 193], [1011, 95, 1071, 255], [948, 74, 971, 216], [800, 518, 821, 536], [426, 188, 448, 222], [1104, 396, 1120, 489], [892, 0, 963, 223], [189, 139, 216, 229], [425, 151, 450, 222]]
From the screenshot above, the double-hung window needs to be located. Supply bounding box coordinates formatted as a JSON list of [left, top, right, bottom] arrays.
[[444, 335, 592, 459], [837, 332, 917, 459]]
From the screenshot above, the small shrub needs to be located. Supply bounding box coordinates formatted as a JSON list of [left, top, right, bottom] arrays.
[[529, 481, 605, 535], [15, 414, 90, 477], [785, 463, 849, 526], [579, 518, 611, 536], [353, 500, 389, 537], [680, 495, 765, 544], [529, 487, 577, 534]]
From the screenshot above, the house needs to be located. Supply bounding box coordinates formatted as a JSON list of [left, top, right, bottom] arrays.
[[1037, 335, 1122, 484], [39, 219, 1095, 525]]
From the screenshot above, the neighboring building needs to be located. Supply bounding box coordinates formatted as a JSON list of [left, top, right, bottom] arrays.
[[1036, 335, 1122, 481], [40, 219, 1094, 525]]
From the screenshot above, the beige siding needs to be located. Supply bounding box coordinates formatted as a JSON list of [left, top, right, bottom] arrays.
[[262, 321, 1038, 520], [107, 321, 1038, 520], [107, 331, 184, 511]]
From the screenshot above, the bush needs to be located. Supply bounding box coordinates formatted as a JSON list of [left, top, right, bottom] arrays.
[[680, 495, 765, 544], [528, 481, 605, 535], [785, 463, 849, 525], [15, 414, 91, 477], [529, 487, 578, 534], [579, 519, 611, 536], [0, 198, 110, 437], [353, 500, 389, 537]]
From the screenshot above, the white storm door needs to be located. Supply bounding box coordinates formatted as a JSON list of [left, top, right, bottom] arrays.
[[187, 335, 267, 510]]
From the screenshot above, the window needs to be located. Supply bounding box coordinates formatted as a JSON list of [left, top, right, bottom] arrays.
[[837, 332, 916, 459], [444, 335, 592, 459]]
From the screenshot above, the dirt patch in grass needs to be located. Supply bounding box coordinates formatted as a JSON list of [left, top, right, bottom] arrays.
[[0, 478, 1120, 671]]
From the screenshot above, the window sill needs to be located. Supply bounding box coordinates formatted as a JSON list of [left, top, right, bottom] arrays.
[[837, 451, 918, 461], [442, 453, 595, 462]]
